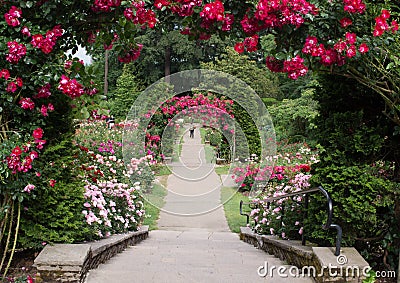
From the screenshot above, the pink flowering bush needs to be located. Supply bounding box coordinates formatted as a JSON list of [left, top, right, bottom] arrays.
[[77, 145, 146, 236], [232, 142, 318, 191], [232, 142, 319, 238], [74, 120, 154, 236]]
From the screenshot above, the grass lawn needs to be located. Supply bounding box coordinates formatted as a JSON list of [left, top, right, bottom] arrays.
[[220, 186, 250, 233], [151, 164, 171, 176], [215, 164, 230, 175], [204, 143, 215, 163], [199, 127, 207, 143], [143, 176, 168, 230]]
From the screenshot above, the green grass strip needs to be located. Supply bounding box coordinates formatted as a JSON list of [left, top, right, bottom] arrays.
[[143, 183, 167, 230], [221, 186, 249, 233]]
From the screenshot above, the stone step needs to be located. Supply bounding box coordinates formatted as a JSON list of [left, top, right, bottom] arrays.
[[85, 230, 314, 283]]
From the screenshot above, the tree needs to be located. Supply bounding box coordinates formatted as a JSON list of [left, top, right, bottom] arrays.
[[108, 64, 143, 120], [201, 47, 281, 98], [128, 30, 233, 85], [268, 79, 320, 143]]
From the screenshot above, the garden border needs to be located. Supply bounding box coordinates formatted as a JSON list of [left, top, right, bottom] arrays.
[[33, 225, 149, 283]]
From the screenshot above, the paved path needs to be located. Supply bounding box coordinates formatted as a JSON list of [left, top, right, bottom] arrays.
[[86, 126, 314, 283], [157, 126, 229, 230]]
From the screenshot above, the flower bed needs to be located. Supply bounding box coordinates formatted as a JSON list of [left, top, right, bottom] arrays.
[[74, 120, 154, 238], [232, 142, 319, 240]]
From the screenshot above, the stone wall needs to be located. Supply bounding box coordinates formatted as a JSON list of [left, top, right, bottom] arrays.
[[34, 226, 149, 283]]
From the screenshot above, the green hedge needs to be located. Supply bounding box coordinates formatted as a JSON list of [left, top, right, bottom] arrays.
[[308, 75, 399, 271], [18, 138, 97, 249]]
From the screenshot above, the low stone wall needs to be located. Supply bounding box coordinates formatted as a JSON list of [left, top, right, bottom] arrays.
[[34, 226, 149, 283], [240, 227, 369, 283]]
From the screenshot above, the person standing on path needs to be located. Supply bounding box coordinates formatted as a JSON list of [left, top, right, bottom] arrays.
[[189, 125, 195, 138]]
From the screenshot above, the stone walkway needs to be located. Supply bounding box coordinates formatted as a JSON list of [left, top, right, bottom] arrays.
[[85, 126, 314, 283]]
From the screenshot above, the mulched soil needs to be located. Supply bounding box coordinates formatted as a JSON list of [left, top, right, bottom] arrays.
[[2, 250, 37, 282]]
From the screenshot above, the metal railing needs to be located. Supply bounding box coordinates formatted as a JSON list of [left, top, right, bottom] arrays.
[[240, 186, 342, 256]]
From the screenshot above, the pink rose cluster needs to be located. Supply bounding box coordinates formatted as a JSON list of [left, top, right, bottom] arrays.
[[58, 74, 85, 99], [92, 0, 122, 12], [265, 55, 308, 80], [199, 0, 234, 31], [301, 33, 369, 68], [124, 1, 157, 28], [179, 0, 233, 40], [6, 41, 27, 64], [283, 56, 308, 80], [17, 83, 55, 116], [343, 0, 366, 14], [4, 6, 22, 27], [118, 44, 144, 63], [154, 0, 202, 17], [240, 0, 318, 36], [4, 5, 63, 57], [373, 9, 399, 37], [1, 69, 23, 93], [30, 25, 63, 54], [234, 35, 259, 54], [6, 128, 46, 174]]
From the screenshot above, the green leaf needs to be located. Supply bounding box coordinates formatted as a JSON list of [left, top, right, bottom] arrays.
[[80, 107, 90, 119]]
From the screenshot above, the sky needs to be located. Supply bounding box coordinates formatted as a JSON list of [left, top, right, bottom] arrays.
[[66, 45, 92, 65]]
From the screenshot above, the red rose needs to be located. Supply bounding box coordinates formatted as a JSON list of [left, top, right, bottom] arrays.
[[12, 146, 22, 156], [33, 128, 44, 139]]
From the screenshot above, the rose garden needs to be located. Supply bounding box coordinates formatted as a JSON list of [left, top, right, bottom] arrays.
[[0, 0, 399, 282]]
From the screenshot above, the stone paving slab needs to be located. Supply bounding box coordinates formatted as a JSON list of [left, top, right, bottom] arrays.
[[85, 230, 315, 283], [35, 244, 91, 266]]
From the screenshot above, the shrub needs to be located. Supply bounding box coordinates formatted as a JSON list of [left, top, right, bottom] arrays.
[[308, 163, 398, 269], [74, 121, 150, 237], [18, 138, 97, 249], [232, 142, 318, 192], [19, 181, 97, 249], [308, 75, 400, 271]]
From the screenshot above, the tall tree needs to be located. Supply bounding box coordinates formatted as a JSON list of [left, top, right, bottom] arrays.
[[130, 30, 233, 85], [109, 65, 143, 120], [201, 47, 281, 98]]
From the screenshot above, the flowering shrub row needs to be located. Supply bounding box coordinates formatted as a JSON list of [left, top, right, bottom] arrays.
[[232, 142, 318, 191], [232, 142, 319, 238], [74, 120, 155, 236], [78, 145, 146, 237]]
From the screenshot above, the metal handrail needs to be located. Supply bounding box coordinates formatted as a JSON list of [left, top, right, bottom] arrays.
[[239, 200, 249, 225], [240, 186, 342, 256]]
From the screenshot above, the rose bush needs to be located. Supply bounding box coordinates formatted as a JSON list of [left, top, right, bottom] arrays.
[[74, 119, 154, 236], [232, 142, 319, 238], [232, 142, 318, 191]]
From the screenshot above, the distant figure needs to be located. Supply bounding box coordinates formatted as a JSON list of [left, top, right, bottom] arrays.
[[189, 126, 195, 138], [106, 116, 115, 129]]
